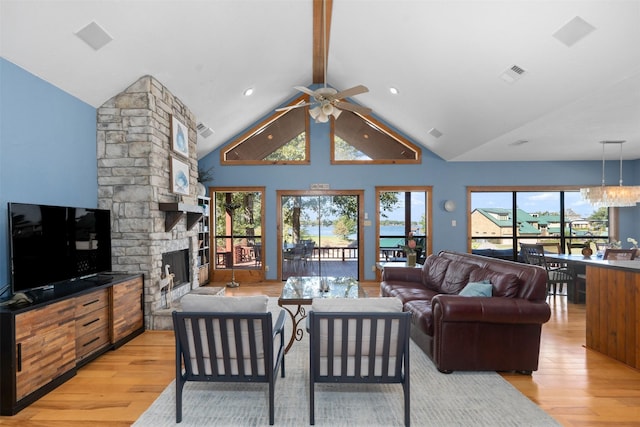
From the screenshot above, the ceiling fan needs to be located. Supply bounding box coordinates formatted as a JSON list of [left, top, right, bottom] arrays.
[[275, 0, 372, 122]]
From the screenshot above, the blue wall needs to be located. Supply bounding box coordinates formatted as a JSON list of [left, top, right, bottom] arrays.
[[1, 58, 638, 288], [199, 95, 640, 280], [0, 58, 97, 293]]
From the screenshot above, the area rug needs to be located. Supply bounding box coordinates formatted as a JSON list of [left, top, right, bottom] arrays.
[[133, 300, 560, 427]]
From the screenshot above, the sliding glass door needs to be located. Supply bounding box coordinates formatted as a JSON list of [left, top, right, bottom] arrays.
[[278, 190, 363, 281]]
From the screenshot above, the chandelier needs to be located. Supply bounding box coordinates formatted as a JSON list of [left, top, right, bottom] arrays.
[[580, 140, 640, 207]]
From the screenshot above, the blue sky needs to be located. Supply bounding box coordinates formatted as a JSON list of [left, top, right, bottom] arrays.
[[471, 191, 597, 218]]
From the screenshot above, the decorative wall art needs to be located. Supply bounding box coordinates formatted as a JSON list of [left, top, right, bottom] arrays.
[[170, 156, 190, 195], [171, 115, 189, 157]]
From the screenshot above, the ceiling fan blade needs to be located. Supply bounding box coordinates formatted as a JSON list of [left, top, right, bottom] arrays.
[[334, 101, 372, 115], [333, 85, 369, 100], [293, 86, 318, 97], [275, 102, 313, 112]]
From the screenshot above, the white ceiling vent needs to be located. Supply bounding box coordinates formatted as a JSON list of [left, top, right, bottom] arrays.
[[197, 122, 214, 138], [428, 127, 443, 138], [74, 21, 113, 51], [553, 16, 596, 47], [499, 65, 527, 84]]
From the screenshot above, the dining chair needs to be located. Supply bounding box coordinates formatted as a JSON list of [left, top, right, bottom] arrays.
[[603, 248, 636, 260], [566, 241, 588, 255], [520, 243, 573, 297]]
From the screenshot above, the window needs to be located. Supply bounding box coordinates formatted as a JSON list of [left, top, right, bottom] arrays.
[[469, 187, 612, 260], [331, 111, 421, 164], [376, 186, 432, 264], [220, 95, 310, 164], [211, 187, 265, 282]]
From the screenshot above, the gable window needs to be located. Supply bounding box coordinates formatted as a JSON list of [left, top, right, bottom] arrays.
[[220, 95, 310, 165], [331, 111, 421, 164]]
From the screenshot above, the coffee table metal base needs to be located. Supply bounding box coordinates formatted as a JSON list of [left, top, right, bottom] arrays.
[[277, 276, 365, 353]]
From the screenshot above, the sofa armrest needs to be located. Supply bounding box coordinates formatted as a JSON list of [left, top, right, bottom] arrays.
[[381, 266, 423, 283], [432, 294, 551, 325]]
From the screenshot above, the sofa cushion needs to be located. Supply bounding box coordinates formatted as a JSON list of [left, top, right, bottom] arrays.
[[422, 255, 451, 291], [311, 297, 402, 313], [441, 262, 479, 294], [381, 281, 439, 304], [459, 281, 493, 297], [181, 294, 269, 312], [469, 268, 520, 298], [404, 299, 434, 336]]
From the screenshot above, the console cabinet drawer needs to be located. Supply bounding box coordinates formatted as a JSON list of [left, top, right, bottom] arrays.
[[75, 289, 109, 317], [75, 305, 110, 362]]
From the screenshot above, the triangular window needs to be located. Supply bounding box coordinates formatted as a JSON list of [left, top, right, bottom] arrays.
[[331, 110, 421, 164], [221, 95, 310, 164]]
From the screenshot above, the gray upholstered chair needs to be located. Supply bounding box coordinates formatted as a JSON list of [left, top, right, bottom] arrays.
[[172, 295, 285, 425], [308, 298, 411, 426]]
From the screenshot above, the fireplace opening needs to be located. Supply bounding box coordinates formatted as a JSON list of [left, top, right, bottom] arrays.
[[162, 249, 190, 286]]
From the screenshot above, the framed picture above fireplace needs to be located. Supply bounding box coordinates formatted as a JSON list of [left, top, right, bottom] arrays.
[[170, 156, 190, 195], [171, 115, 189, 158]]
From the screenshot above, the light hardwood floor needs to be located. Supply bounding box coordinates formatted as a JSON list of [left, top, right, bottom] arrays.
[[1, 281, 640, 426]]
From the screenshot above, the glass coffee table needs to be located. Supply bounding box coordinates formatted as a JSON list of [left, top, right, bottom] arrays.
[[278, 276, 367, 353]]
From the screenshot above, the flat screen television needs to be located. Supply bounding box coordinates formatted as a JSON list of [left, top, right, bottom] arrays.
[[8, 202, 112, 295]]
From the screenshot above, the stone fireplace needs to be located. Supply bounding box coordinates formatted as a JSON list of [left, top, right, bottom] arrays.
[[96, 75, 203, 329]]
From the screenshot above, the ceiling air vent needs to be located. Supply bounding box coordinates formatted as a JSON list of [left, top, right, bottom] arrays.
[[428, 127, 443, 138], [197, 122, 214, 138], [499, 65, 527, 84]]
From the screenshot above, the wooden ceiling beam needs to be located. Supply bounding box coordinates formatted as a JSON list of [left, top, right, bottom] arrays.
[[312, 0, 332, 84]]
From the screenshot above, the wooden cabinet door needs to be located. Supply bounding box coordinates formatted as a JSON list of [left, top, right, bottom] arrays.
[[14, 299, 76, 400], [111, 276, 144, 344]]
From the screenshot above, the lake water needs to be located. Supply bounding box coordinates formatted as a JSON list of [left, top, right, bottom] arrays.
[[303, 224, 421, 239]]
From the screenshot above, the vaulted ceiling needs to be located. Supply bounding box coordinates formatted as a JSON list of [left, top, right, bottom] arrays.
[[1, 0, 639, 162]]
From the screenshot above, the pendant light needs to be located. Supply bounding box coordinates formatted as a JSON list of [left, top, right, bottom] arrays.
[[580, 141, 640, 207]]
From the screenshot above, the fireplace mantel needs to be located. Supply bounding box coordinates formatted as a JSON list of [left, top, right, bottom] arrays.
[[159, 203, 204, 231]]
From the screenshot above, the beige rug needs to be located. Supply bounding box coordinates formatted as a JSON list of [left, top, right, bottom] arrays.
[[134, 299, 560, 426]]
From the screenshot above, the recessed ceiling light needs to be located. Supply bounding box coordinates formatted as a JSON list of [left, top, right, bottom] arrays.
[[74, 21, 113, 51], [243, 87, 254, 96], [389, 87, 399, 95]]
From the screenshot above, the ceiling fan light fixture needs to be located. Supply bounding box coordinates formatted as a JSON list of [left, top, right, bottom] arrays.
[[580, 140, 640, 207], [321, 102, 334, 115]]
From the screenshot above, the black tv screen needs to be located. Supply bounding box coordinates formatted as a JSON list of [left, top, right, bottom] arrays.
[[8, 202, 112, 294]]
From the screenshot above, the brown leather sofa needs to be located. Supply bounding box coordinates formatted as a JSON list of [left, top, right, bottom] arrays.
[[381, 250, 551, 374]]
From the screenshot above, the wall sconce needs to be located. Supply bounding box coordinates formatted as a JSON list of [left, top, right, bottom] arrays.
[[443, 200, 456, 212]]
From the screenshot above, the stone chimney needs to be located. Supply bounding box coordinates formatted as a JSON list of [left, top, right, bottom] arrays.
[[96, 76, 201, 329]]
